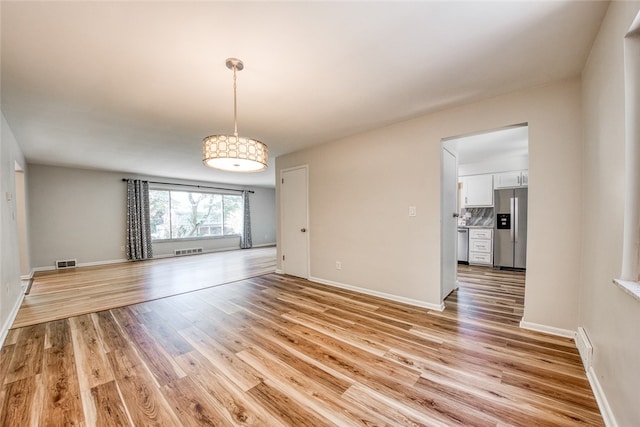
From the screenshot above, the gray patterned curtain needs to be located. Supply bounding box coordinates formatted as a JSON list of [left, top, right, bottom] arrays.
[[240, 190, 253, 249], [126, 179, 153, 260]]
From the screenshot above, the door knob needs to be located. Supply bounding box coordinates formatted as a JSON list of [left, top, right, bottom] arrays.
[[300, 228, 307, 232], [452, 213, 460, 218]]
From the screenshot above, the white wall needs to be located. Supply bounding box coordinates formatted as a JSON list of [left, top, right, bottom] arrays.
[[277, 77, 583, 332], [28, 164, 276, 269], [0, 112, 28, 341], [580, 2, 640, 426]]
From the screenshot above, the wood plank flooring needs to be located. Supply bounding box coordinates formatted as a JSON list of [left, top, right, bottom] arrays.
[[1, 260, 603, 425], [12, 247, 277, 329]]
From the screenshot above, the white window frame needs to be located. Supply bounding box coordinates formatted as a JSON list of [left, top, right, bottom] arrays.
[[149, 188, 243, 242], [615, 13, 640, 301]]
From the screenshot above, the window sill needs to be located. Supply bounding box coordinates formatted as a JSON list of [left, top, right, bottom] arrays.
[[152, 234, 240, 243], [613, 278, 640, 302]]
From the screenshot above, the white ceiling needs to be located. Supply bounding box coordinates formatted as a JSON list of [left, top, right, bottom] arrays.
[[1, 1, 608, 188]]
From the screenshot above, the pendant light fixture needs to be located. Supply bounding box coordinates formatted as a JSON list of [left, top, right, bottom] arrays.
[[202, 58, 268, 172]]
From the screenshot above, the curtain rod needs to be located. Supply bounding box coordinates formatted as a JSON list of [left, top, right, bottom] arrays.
[[122, 179, 254, 193]]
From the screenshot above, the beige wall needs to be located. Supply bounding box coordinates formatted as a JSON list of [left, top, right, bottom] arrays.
[[581, 2, 640, 425], [277, 77, 583, 331], [29, 165, 127, 267], [0, 112, 28, 340], [28, 164, 276, 269]]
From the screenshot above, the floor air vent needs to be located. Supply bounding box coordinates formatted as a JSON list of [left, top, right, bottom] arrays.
[[174, 248, 204, 256], [576, 327, 593, 371], [56, 259, 77, 269]]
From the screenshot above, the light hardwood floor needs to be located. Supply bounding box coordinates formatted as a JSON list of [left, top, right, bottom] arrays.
[[12, 246, 277, 329], [1, 256, 603, 425]]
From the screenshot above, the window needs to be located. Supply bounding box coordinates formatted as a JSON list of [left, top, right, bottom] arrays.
[[615, 16, 640, 301], [149, 189, 243, 241]]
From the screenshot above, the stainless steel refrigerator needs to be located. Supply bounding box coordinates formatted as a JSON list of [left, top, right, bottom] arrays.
[[494, 188, 528, 269]]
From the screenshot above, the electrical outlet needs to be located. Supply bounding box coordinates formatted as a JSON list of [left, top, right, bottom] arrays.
[[335, 261, 342, 270], [409, 206, 416, 217], [120, 246, 125, 252]]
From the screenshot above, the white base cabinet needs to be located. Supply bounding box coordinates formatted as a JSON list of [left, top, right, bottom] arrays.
[[468, 228, 493, 266]]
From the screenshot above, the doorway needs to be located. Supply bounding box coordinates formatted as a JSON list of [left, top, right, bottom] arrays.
[[14, 162, 30, 279], [441, 124, 529, 308]]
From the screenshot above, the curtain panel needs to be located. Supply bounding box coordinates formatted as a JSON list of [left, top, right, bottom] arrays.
[[240, 190, 253, 249], [126, 179, 153, 260]]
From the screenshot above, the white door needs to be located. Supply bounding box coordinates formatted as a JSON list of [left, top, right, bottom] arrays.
[[441, 148, 458, 300], [281, 166, 309, 278]]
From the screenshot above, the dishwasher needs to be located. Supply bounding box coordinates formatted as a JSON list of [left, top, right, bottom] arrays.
[[457, 228, 469, 263]]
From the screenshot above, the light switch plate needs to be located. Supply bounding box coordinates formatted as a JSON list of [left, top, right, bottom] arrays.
[[409, 206, 416, 217]]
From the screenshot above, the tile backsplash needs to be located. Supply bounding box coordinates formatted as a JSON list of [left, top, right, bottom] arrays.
[[460, 207, 494, 227]]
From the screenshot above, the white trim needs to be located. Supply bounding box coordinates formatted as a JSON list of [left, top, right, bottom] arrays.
[[519, 320, 575, 338], [309, 275, 445, 311], [252, 243, 277, 248], [621, 17, 640, 281], [20, 269, 35, 281], [586, 366, 618, 427], [613, 278, 640, 302], [275, 269, 284, 274], [0, 290, 26, 347]]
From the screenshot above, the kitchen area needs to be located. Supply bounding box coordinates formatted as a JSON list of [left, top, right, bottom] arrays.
[[457, 170, 528, 270], [451, 125, 529, 271]]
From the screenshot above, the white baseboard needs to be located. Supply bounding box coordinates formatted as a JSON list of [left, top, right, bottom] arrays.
[[33, 258, 128, 272], [79, 258, 128, 268], [252, 243, 277, 248], [275, 269, 284, 274], [586, 366, 617, 427], [519, 320, 576, 338], [20, 269, 35, 281], [0, 290, 26, 347], [308, 276, 445, 311], [519, 322, 617, 425], [154, 248, 238, 259], [154, 245, 276, 259]]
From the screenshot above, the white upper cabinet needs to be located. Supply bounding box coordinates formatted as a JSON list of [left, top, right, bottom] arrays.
[[494, 170, 528, 189], [461, 174, 494, 207]]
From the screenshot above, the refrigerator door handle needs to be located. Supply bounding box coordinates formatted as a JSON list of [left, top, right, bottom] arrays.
[[510, 197, 515, 242], [514, 197, 519, 243]]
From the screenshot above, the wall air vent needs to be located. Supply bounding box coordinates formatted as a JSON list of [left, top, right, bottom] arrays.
[[55, 259, 77, 269], [174, 248, 204, 256], [576, 327, 593, 371]]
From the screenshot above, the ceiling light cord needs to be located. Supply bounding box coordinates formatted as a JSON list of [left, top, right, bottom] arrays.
[[232, 63, 239, 138]]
